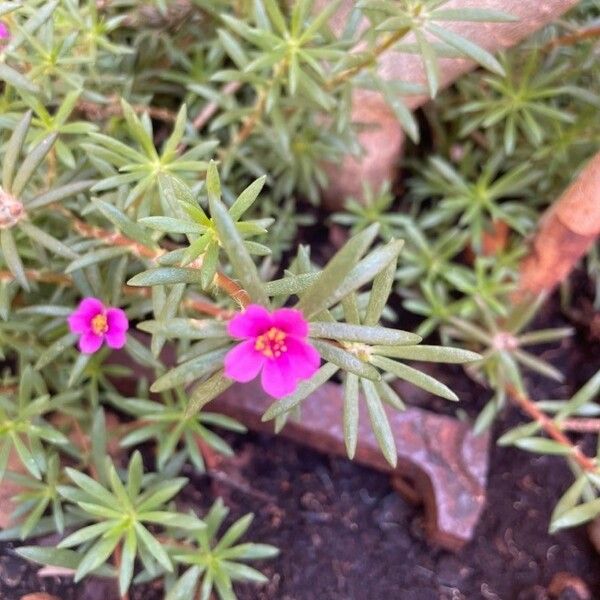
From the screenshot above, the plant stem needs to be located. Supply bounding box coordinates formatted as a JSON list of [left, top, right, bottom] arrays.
[[0, 269, 232, 318], [561, 418, 600, 433], [218, 84, 269, 161], [0, 269, 71, 285], [218, 26, 410, 157], [325, 28, 410, 90], [69, 415, 100, 479], [543, 25, 600, 51], [506, 384, 597, 472], [68, 212, 162, 260], [176, 80, 244, 157], [77, 96, 178, 124], [60, 207, 248, 311], [218, 61, 285, 160], [128, 285, 233, 319], [192, 81, 242, 131]]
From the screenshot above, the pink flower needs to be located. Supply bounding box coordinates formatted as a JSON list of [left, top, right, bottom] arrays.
[[68, 297, 129, 354], [224, 304, 320, 399], [0, 22, 9, 42]]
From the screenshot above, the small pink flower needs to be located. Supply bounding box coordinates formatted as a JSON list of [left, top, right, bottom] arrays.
[[224, 304, 320, 399], [68, 297, 129, 354], [0, 22, 9, 42]]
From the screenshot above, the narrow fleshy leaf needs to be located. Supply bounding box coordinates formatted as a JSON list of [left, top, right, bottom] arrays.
[[297, 224, 379, 317], [185, 370, 233, 417], [312, 339, 380, 381], [362, 379, 396, 467], [207, 163, 267, 305], [364, 257, 397, 326], [343, 373, 359, 459], [310, 322, 420, 346], [229, 175, 267, 221], [12, 133, 58, 197], [426, 23, 504, 75], [0, 63, 38, 94], [3, 110, 32, 191], [371, 345, 481, 363], [1, 229, 29, 290], [371, 355, 459, 401]]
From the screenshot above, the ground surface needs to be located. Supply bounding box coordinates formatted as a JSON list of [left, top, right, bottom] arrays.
[[1, 281, 599, 600]]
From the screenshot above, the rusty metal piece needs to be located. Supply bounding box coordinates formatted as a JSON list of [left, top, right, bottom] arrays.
[[213, 380, 489, 551]]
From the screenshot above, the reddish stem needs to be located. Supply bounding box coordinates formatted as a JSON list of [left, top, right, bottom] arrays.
[[561, 418, 600, 433], [61, 207, 249, 311], [506, 384, 597, 472], [544, 25, 600, 50], [192, 81, 242, 131], [77, 96, 178, 124]]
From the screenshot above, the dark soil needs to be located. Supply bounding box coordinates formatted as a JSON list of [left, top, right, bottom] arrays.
[[2, 281, 599, 600]]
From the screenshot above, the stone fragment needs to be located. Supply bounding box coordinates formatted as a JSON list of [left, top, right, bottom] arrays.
[[319, 0, 580, 208]]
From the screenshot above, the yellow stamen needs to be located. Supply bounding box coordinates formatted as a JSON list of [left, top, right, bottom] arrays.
[[91, 313, 108, 335], [255, 327, 288, 359]]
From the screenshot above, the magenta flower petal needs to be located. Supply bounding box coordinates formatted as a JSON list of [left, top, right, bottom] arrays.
[[224, 304, 321, 398], [68, 298, 129, 354], [79, 331, 104, 354], [224, 340, 265, 382], [106, 307, 129, 333], [67, 312, 89, 334], [261, 358, 298, 399], [78, 297, 105, 317], [272, 308, 309, 337], [228, 304, 272, 339], [68, 297, 104, 333], [0, 22, 9, 40], [105, 328, 127, 349], [284, 337, 321, 379]]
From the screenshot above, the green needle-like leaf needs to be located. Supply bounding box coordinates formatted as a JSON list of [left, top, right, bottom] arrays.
[[297, 224, 379, 318], [12, 133, 58, 197], [371, 345, 481, 363], [362, 379, 396, 467], [371, 355, 459, 401], [3, 110, 32, 191], [426, 23, 505, 76], [312, 339, 381, 381], [343, 373, 359, 459], [0, 63, 38, 94], [310, 322, 420, 346], [207, 163, 268, 305], [75, 534, 121, 581], [185, 370, 233, 418], [1, 229, 29, 290]]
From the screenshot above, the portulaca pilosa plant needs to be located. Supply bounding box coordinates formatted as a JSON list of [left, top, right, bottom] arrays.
[[0, 0, 599, 598]]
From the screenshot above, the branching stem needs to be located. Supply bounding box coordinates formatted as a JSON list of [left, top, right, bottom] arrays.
[[506, 384, 597, 472], [326, 28, 410, 90], [77, 96, 178, 124], [59, 207, 246, 313]]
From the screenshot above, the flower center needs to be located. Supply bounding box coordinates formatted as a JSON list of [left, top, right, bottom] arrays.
[[0, 189, 25, 229], [255, 327, 287, 359], [91, 313, 108, 335], [491, 331, 519, 351]]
